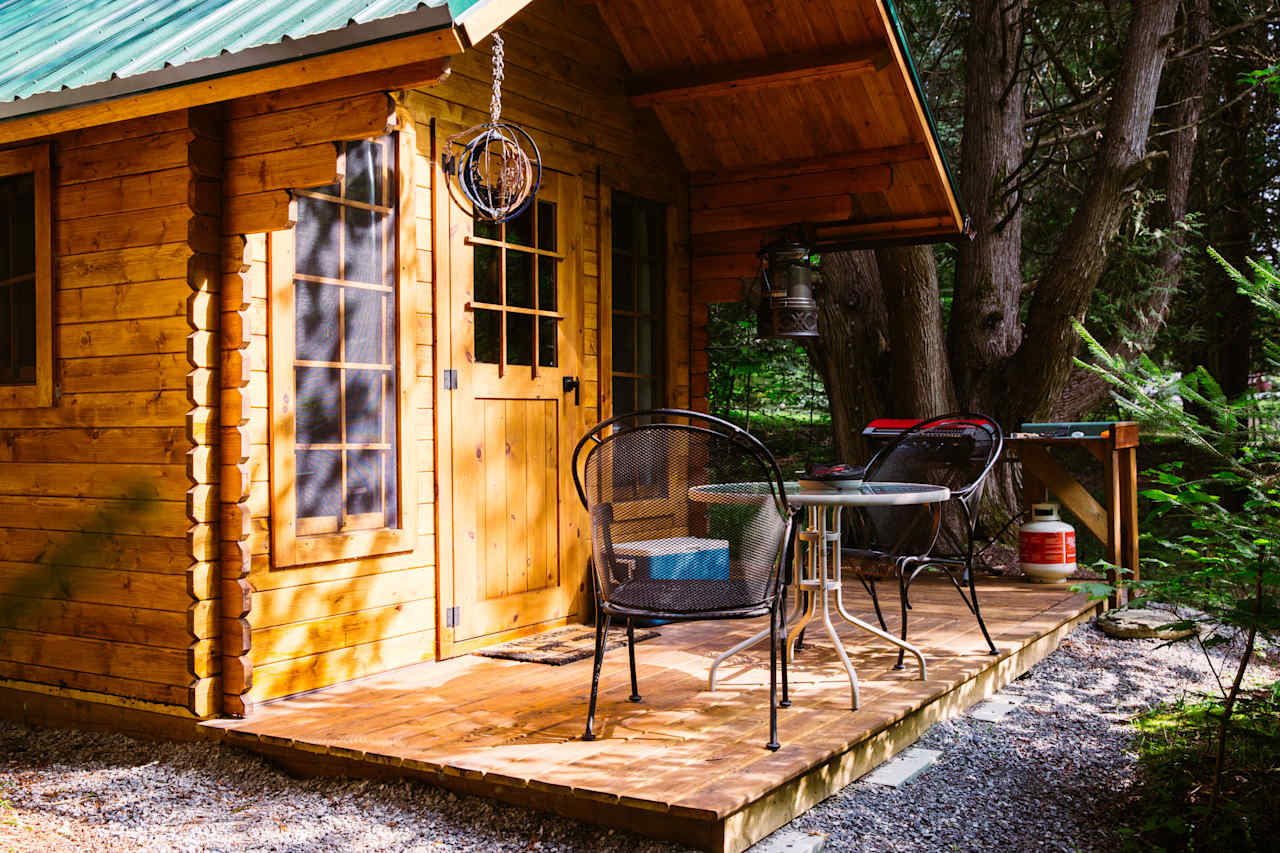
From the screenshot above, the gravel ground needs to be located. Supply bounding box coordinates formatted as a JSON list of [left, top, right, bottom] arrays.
[[2, 620, 1272, 853]]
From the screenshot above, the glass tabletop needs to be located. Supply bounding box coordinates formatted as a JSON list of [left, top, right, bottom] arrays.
[[689, 481, 950, 506]]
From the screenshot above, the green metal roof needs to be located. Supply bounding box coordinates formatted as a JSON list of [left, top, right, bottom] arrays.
[[0, 0, 467, 121]]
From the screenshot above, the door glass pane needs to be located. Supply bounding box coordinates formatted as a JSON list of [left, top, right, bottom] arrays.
[[537, 201, 557, 251], [537, 258, 557, 311], [637, 261, 652, 312], [613, 317, 635, 372], [611, 201, 632, 250], [474, 308, 501, 363], [474, 244, 500, 304], [506, 204, 534, 247], [612, 253, 634, 311], [475, 219, 499, 241], [538, 317, 558, 367], [506, 250, 534, 308], [506, 313, 533, 366], [637, 318, 653, 373], [613, 376, 635, 415]]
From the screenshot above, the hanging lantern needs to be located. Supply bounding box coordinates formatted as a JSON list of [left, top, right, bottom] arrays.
[[757, 236, 820, 338]]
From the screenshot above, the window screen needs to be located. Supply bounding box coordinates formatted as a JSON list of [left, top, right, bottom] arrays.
[[292, 137, 399, 535], [0, 172, 36, 386]]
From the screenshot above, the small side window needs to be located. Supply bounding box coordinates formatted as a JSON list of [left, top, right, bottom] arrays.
[[0, 144, 52, 409]]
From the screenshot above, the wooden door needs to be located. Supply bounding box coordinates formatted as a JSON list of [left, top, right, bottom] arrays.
[[440, 167, 586, 653]]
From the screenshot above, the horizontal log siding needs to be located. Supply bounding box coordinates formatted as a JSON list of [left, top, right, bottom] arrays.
[[0, 109, 211, 713]]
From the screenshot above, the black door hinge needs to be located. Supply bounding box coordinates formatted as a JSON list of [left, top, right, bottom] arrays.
[[443, 369, 458, 390], [445, 605, 461, 628]]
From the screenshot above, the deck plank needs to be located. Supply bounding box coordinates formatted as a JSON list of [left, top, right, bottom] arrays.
[[207, 577, 1095, 852]]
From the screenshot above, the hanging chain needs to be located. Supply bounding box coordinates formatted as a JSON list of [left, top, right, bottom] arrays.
[[489, 34, 505, 125]]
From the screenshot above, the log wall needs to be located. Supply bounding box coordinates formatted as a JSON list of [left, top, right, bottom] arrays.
[[0, 0, 693, 715], [0, 109, 219, 714]]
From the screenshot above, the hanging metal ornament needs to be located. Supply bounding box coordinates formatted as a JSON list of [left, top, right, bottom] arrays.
[[442, 33, 542, 223]]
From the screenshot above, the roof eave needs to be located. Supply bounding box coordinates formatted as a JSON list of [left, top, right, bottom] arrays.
[[0, 4, 458, 126]]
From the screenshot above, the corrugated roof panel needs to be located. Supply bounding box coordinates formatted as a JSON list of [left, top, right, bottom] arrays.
[[0, 0, 453, 103]]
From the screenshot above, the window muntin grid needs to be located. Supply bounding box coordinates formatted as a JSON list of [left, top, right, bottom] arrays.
[[292, 137, 399, 536], [470, 199, 562, 373], [611, 193, 665, 415]]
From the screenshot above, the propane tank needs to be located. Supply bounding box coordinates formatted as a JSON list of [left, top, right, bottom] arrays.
[[1019, 503, 1076, 583]]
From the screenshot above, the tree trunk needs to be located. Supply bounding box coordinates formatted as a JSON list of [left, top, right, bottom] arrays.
[[1012, 0, 1180, 419], [1206, 64, 1256, 398], [877, 244, 957, 418], [1053, 0, 1212, 420], [948, 0, 1026, 414], [804, 250, 890, 464]]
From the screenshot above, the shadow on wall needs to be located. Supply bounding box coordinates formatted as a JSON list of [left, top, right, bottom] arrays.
[[0, 479, 162, 638]]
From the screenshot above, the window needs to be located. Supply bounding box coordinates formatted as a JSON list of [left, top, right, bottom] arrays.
[[610, 193, 665, 415], [270, 135, 416, 567], [470, 199, 561, 373], [0, 144, 52, 409]]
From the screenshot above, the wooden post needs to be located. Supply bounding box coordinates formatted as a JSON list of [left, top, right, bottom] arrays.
[[1102, 448, 1122, 608]]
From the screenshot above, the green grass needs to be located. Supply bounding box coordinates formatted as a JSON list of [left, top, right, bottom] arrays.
[[1120, 681, 1280, 851]]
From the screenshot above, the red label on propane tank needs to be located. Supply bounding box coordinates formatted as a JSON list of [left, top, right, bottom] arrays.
[[1020, 530, 1076, 563]]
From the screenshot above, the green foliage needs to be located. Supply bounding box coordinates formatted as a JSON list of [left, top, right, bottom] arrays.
[[706, 300, 827, 420], [1074, 250, 1280, 638], [1121, 684, 1280, 851], [705, 301, 834, 468]]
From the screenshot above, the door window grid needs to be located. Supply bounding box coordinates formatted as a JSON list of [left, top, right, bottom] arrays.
[[0, 172, 36, 386], [611, 193, 665, 415], [468, 199, 562, 375], [292, 137, 399, 537]]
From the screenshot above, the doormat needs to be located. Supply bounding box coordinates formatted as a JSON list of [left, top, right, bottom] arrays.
[[474, 624, 660, 666]]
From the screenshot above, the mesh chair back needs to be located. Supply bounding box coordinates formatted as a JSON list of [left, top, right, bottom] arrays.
[[858, 415, 1003, 557], [573, 410, 791, 618]]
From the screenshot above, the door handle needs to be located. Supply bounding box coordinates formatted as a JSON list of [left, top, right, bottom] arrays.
[[562, 375, 580, 405]]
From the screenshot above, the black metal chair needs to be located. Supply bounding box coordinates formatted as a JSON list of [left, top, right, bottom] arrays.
[[841, 414, 1004, 665], [572, 409, 797, 751]]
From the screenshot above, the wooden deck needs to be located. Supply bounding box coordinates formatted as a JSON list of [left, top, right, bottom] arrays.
[[204, 577, 1096, 852]]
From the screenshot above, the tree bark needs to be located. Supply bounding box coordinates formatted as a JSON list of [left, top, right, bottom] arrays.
[[948, 0, 1026, 413], [1012, 0, 1180, 419], [803, 250, 890, 464], [877, 244, 958, 418], [1054, 0, 1212, 419]]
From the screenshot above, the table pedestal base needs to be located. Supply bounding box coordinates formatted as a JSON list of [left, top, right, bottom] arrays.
[[708, 503, 927, 710]]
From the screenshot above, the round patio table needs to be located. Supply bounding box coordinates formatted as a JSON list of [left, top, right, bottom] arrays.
[[690, 481, 949, 710]]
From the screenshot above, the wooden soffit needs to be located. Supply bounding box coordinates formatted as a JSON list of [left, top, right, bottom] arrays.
[[583, 0, 965, 251]]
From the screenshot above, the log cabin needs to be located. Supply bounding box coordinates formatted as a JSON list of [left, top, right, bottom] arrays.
[[0, 0, 963, 725]]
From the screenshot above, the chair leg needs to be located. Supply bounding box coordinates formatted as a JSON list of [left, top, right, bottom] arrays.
[[767, 601, 780, 751], [866, 577, 888, 633], [582, 614, 611, 742], [627, 619, 642, 702], [894, 567, 909, 670], [779, 586, 791, 708], [968, 555, 998, 656]]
